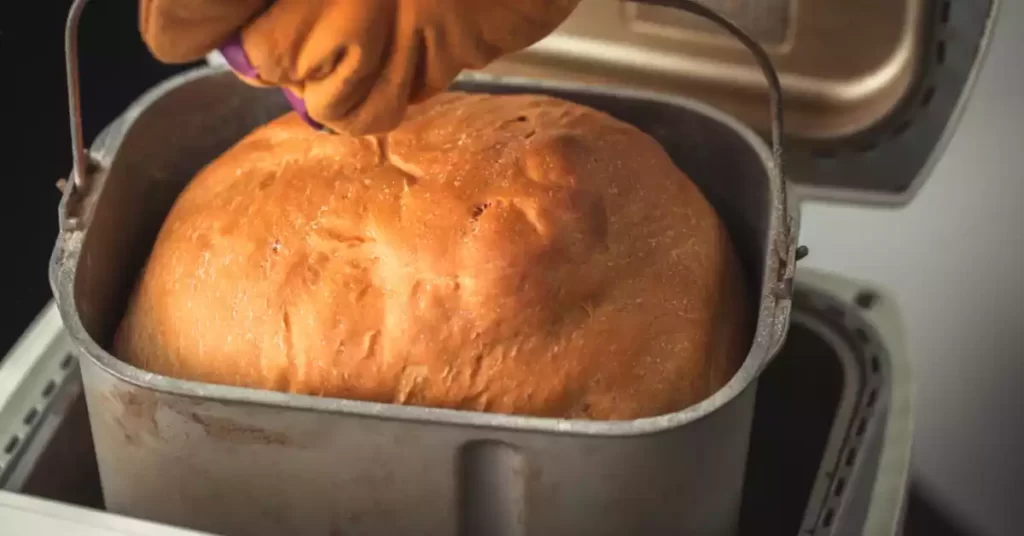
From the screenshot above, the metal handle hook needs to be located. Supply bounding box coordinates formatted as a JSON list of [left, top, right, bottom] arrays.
[[65, 0, 90, 194], [634, 0, 785, 190]]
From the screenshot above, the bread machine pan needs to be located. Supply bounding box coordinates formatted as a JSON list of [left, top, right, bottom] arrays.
[[4, 268, 908, 536], [51, 1, 798, 535]]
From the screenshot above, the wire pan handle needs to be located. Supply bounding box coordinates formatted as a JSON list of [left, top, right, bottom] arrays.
[[634, 0, 786, 190], [65, 0, 784, 195], [65, 0, 91, 195], [634, 0, 795, 366]]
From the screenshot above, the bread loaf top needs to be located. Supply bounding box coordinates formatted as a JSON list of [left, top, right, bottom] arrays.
[[114, 92, 751, 420]]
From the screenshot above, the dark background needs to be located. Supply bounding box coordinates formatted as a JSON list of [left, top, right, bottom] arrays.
[[0, 3, 982, 535], [1, 1, 194, 356]]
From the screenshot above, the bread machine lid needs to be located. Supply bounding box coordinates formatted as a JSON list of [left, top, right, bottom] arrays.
[[482, 0, 1000, 207]]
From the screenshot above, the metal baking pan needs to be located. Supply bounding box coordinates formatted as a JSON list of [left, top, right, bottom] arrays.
[[51, 71, 794, 536], [51, 2, 798, 534], [484, 0, 1001, 205], [3, 271, 908, 536]]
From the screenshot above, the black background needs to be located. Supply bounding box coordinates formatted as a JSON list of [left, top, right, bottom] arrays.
[[0, 1, 194, 355]]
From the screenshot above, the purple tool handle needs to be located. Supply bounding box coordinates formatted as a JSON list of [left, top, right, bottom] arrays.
[[219, 35, 324, 130]]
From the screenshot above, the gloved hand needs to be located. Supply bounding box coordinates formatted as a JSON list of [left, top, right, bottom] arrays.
[[140, 0, 581, 135]]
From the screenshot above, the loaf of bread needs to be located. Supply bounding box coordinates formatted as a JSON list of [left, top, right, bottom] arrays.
[[114, 92, 751, 420]]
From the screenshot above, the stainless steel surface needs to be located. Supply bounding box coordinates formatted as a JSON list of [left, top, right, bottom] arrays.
[[628, 0, 793, 47], [3, 269, 909, 535], [488, 0, 924, 140], [485, 0, 1000, 206]]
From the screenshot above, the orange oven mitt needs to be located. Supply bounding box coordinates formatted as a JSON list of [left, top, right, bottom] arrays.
[[139, 0, 581, 135]]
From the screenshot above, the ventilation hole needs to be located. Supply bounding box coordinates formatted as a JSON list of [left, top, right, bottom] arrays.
[[937, 40, 947, 64], [940, 1, 951, 24], [23, 407, 39, 426], [41, 380, 57, 398], [855, 289, 880, 310], [822, 508, 835, 527], [833, 477, 846, 497], [855, 328, 870, 344], [866, 389, 878, 409], [871, 355, 881, 374], [892, 119, 913, 138], [515, 116, 528, 122], [3, 435, 19, 455], [920, 86, 936, 107], [845, 447, 858, 467], [60, 353, 75, 370], [855, 417, 868, 437], [524, 130, 536, 140]]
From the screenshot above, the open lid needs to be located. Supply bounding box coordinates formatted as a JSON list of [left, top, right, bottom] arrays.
[[483, 0, 1000, 207]]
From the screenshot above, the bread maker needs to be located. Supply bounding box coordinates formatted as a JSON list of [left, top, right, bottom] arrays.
[[0, 0, 1000, 535]]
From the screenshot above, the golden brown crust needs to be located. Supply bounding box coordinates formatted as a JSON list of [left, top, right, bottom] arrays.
[[114, 92, 751, 420]]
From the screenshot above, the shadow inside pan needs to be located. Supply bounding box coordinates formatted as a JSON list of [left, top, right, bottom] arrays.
[[739, 320, 845, 534]]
